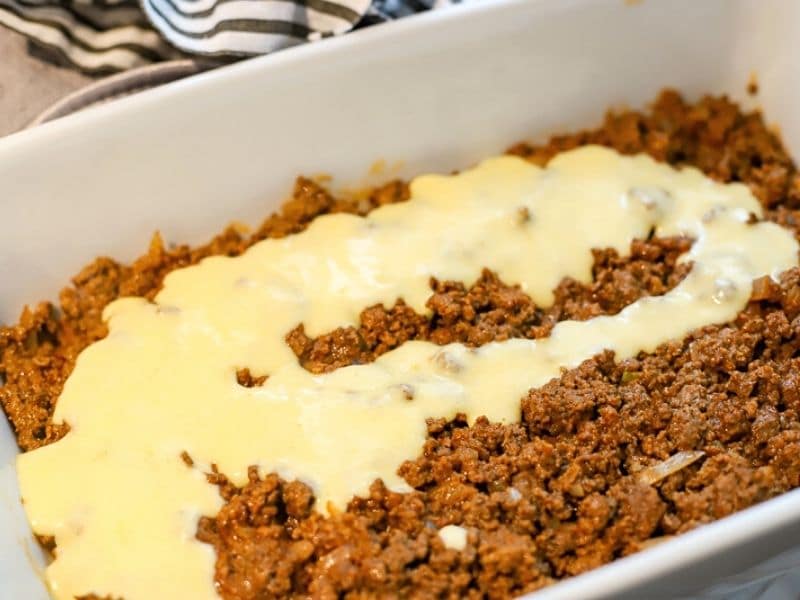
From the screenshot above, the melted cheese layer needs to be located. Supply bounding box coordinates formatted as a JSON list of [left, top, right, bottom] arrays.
[[16, 146, 799, 600]]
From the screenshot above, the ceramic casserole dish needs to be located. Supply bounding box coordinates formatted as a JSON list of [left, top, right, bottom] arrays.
[[2, 0, 800, 598]]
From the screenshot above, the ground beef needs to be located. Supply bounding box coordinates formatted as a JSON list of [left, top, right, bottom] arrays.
[[285, 238, 691, 375], [3, 90, 800, 599], [0, 178, 409, 451]]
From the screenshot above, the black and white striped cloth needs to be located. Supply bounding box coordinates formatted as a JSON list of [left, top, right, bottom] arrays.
[[0, 0, 456, 74]]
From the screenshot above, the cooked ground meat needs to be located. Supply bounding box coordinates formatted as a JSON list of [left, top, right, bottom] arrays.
[[3, 90, 800, 599], [285, 238, 691, 376], [0, 178, 409, 451]]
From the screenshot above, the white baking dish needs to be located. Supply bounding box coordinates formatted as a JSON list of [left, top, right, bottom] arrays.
[[2, 0, 800, 598]]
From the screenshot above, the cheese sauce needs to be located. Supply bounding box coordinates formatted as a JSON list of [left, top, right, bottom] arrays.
[[16, 146, 799, 600]]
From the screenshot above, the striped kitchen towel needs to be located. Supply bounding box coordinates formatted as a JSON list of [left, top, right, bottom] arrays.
[[0, 0, 458, 74]]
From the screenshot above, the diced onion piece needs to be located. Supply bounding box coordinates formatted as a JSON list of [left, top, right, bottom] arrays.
[[636, 451, 705, 485], [637, 535, 675, 551]]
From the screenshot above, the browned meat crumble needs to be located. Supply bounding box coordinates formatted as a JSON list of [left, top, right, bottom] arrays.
[[3, 90, 800, 599]]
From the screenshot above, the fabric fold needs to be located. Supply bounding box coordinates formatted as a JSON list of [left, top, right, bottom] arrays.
[[0, 0, 453, 73]]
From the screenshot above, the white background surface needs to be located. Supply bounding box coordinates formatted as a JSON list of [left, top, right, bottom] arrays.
[[0, 28, 89, 136]]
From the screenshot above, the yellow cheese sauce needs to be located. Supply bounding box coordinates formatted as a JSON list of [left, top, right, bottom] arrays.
[[16, 146, 799, 600]]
